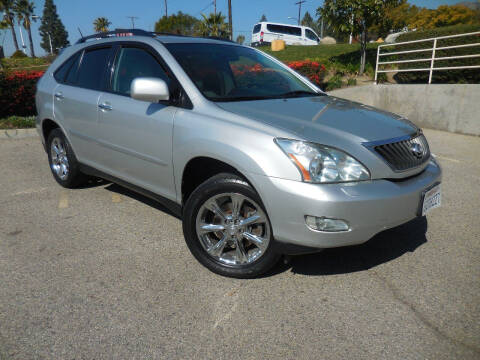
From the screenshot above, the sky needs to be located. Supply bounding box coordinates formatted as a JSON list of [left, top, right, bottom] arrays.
[[0, 0, 466, 57]]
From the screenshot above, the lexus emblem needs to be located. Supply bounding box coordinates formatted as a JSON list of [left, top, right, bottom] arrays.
[[411, 143, 424, 159]]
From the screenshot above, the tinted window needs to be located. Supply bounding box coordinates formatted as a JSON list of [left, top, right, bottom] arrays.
[[76, 47, 111, 90], [65, 54, 81, 85], [253, 24, 261, 34], [54, 53, 78, 83], [266, 24, 301, 36], [305, 29, 319, 41], [112, 47, 169, 96]]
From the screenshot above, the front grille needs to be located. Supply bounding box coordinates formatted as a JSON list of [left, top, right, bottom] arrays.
[[374, 134, 430, 171]]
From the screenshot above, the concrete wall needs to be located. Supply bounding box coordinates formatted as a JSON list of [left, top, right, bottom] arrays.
[[329, 84, 480, 136]]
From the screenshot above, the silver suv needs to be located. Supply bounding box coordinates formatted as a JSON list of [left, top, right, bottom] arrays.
[[36, 30, 442, 278]]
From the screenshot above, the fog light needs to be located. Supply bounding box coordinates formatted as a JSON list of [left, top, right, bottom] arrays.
[[305, 216, 350, 232]]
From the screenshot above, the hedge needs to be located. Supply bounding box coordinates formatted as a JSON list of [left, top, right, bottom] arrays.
[[385, 24, 480, 84], [0, 70, 44, 118]]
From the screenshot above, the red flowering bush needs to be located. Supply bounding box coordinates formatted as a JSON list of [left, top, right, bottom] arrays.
[[287, 60, 326, 86], [230, 63, 291, 92], [0, 70, 44, 118]]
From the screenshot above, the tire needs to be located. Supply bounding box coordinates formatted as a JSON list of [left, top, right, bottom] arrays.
[[47, 128, 87, 188], [183, 173, 280, 278]]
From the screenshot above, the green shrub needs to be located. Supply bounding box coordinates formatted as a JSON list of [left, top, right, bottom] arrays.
[[11, 50, 28, 59], [0, 115, 36, 129], [387, 24, 480, 84], [325, 74, 344, 91], [347, 78, 357, 86]]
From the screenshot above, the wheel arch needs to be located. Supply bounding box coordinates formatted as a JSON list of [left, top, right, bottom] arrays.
[[181, 156, 258, 205]]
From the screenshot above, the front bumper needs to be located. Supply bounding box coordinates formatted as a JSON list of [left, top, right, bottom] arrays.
[[249, 159, 442, 249]]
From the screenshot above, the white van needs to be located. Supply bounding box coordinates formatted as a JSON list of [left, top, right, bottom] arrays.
[[251, 22, 320, 47]]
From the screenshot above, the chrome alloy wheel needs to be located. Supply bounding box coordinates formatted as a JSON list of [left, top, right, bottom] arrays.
[[50, 137, 69, 180], [195, 192, 271, 266]]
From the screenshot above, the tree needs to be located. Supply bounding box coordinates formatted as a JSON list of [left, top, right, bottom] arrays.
[[301, 11, 314, 28], [154, 11, 200, 35], [319, 0, 400, 74], [93, 17, 111, 33], [259, 14, 267, 22], [39, 0, 69, 54], [409, 5, 479, 30], [199, 12, 229, 38], [0, 0, 19, 52], [13, 0, 35, 57], [236, 34, 245, 44], [368, 0, 420, 38], [301, 11, 322, 36]]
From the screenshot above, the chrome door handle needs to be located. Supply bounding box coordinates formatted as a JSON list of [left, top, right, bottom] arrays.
[[98, 103, 112, 111], [54, 92, 64, 100]]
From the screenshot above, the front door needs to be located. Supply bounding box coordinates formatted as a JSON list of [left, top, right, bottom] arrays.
[[96, 45, 177, 201]]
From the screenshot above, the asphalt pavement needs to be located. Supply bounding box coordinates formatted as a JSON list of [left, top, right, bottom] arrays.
[[0, 129, 479, 359]]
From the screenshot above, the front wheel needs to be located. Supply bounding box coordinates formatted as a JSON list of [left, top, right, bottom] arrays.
[[183, 173, 280, 278]]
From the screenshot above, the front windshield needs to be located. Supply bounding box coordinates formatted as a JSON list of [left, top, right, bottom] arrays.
[[164, 43, 321, 102]]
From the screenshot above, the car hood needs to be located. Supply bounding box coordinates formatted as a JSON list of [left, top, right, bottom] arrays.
[[216, 95, 418, 144]]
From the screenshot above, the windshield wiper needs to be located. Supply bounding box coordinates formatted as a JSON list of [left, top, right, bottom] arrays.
[[279, 90, 324, 98], [210, 95, 280, 102]]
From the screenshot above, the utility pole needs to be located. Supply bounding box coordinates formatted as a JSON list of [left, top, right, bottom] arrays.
[[214, 0, 216, 16], [127, 16, 139, 29], [228, 0, 232, 40], [164, 0, 168, 17], [295, 0, 306, 25]]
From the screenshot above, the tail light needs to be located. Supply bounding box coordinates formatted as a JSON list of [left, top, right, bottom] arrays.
[[260, 31, 264, 42]]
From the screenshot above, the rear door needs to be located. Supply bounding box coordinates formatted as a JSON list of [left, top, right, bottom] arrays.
[[53, 46, 113, 163], [96, 44, 177, 200]]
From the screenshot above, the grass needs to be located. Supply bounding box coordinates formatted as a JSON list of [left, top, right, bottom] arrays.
[[261, 43, 378, 63], [0, 116, 36, 129], [261, 43, 380, 90], [0, 56, 52, 72]]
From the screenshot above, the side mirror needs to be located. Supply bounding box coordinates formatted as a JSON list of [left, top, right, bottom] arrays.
[[130, 77, 170, 103]]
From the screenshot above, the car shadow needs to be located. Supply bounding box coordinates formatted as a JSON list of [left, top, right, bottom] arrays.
[[93, 180, 427, 277], [104, 183, 182, 219], [269, 216, 428, 277]]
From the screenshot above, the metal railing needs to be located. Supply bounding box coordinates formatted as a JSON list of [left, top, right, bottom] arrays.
[[374, 31, 480, 84]]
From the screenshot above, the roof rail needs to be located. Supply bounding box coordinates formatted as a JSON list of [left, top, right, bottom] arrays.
[[76, 28, 155, 44], [206, 36, 236, 43]]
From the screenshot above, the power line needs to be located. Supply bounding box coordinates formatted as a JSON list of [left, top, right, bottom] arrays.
[[126, 16, 139, 29]]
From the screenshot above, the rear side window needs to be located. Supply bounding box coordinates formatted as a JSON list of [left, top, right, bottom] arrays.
[[76, 47, 111, 90], [253, 24, 261, 34], [266, 24, 301, 36], [54, 53, 79, 83], [65, 54, 81, 85], [112, 47, 169, 96]]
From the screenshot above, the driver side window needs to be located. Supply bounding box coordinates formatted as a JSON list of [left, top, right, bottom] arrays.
[[112, 47, 169, 96]]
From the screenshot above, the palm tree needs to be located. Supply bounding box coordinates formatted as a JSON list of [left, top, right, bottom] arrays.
[[14, 0, 35, 57], [0, 0, 20, 52], [93, 17, 111, 33], [199, 12, 229, 38]]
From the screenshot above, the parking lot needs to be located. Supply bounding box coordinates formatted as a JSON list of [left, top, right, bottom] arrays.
[[0, 128, 479, 359]]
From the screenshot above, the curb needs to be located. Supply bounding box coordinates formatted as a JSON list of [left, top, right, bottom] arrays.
[[0, 128, 39, 139]]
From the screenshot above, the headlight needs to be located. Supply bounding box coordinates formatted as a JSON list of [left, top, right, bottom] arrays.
[[275, 138, 370, 183]]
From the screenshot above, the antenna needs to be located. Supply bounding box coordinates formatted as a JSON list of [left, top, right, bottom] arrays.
[[77, 27, 84, 38], [126, 16, 139, 29]]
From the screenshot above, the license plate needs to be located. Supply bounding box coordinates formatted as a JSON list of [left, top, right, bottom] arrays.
[[421, 184, 441, 216]]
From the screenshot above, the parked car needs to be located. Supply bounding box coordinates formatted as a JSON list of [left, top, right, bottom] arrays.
[[251, 21, 320, 47], [36, 30, 441, 278]]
